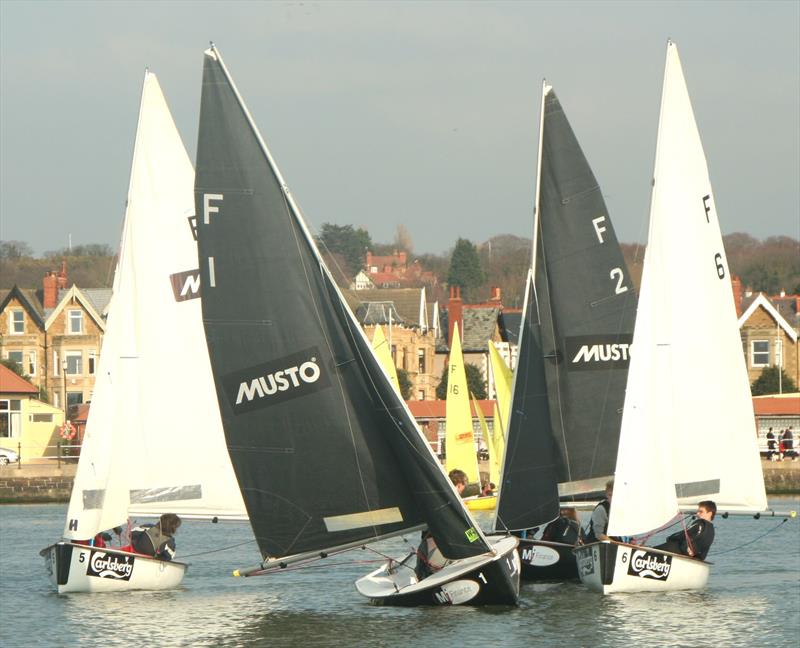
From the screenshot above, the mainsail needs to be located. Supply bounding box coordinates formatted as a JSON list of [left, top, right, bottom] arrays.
[[494, 81, 636, 531], [534, 85, 637, 495], [444, 324, 481, 485], [64, 72, 248, 541], [608, 42, 767, 537], [194, 46, 490, 563]]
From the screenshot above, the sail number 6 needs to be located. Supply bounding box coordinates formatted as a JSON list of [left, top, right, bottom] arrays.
[[714, 253, 725, 279]]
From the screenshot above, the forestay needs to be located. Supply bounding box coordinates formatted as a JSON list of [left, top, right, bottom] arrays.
[[194, 47, 490, 563], [63, 72, 247, 541], [608, 42, 767, 537]]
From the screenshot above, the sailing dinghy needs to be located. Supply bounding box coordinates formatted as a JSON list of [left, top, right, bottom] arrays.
[[194, 46, 520, 607], [42, 71, 248, 594], [492, 81, 637, 582], [574, 41, 768, 594]]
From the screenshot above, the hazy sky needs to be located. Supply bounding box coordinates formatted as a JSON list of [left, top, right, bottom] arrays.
[[1, 1, 798, 257]]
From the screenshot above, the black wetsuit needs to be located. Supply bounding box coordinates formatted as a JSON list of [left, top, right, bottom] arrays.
[[541, 517, 581, 545], [131, 523, 177, 561], [655, 519, 715, 560]]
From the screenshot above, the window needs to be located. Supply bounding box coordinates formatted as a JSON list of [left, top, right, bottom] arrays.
[[391, 345, 397, 363], [0, 400, 21, 438], [28, 351, 36, 376], [751, 340, 769, 367], [68, 310, 83, 334], [418, 390, 425, 401], [31, 413, 54, 423], [10, 310, 24, 334], [88, 351, 97, 375], [65, 351, 83, 375], [53, 351, 59, 376], [418, 349, 426, 374], [6, 351, 23, 370]]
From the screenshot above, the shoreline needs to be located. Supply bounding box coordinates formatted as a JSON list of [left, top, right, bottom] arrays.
[[2, 460, 799, 504]]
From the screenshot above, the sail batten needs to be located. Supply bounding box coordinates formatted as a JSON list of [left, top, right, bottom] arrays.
[[195, 47, 490, 562]]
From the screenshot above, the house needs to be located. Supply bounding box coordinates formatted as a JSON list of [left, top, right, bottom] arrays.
[[737, 289, 799, 388], [406, 399, 495, 457], [342, 287, 439, 400], [0, 262, 110, 413], [0, 363, 65, 459], [436, 286, 516, 400], [360, 250, 438, 289]]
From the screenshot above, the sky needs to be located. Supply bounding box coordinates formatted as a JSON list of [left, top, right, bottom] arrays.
[[1, 1, 798, 257]]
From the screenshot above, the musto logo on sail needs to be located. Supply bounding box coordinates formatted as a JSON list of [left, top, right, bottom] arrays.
[[565, 334, 633, 372], [87, 550, 135, 580], [223, 347, 331, 415], [626, 549, 672, 581]]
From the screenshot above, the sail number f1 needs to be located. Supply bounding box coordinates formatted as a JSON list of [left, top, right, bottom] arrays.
[[202, 193, 224, 288]]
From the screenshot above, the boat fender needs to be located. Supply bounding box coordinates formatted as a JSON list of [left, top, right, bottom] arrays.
[[212, 517, 219, 524], [320, 552, 328, 558], [753, 513, 761, 520], [279, 562, 288, 569]]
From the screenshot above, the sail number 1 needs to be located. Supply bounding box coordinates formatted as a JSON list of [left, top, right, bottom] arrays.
[[203, 193, 224, 287], [703, 194, 726, 280]]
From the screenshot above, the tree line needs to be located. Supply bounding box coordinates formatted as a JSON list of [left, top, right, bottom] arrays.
[[2, 232, 798, 301]]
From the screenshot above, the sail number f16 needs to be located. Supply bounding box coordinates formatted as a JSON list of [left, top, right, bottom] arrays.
[[702, 194, 726, 280]]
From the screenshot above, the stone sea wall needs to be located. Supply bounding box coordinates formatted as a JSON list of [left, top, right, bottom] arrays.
[[0, 460, 798, 504]]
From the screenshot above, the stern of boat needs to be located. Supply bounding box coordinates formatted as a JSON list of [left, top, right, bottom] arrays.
[[575, 541, 710, 594]]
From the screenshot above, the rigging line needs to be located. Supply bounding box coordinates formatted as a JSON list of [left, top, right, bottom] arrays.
[[711, 518, 789, 556], [178, 538, 257, 559]]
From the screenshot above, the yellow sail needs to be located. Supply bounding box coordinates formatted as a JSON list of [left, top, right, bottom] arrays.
[[489, 342, 512, 468], [472, 396, 499, 488], [445, 323, 480, 485], [371, 325, 400, 395]]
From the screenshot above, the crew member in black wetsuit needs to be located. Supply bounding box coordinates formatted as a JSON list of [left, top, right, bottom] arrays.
[[415, 470, 467, 580], [655, 500, 716, 560], [131, 513, 182, 561], [541, 507, 581, 545]]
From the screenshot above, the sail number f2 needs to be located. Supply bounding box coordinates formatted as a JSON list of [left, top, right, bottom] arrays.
[[202, 193, 224, 287]]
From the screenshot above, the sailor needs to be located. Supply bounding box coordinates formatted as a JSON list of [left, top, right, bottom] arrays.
[[131, 513, 182, 561], [414, 469, 468, 580], [541, 507, 582, 545], [584, 480, 615, 543], [654, 500, 716, 560]]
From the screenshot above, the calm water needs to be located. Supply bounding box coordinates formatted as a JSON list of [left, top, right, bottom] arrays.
[[2, 501, 799, 647]]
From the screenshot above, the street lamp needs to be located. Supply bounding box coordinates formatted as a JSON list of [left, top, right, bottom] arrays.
[[62, 359, 68, 416]]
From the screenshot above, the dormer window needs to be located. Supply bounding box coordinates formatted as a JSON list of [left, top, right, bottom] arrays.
[[68, 310, 83, 334], [10, 310, 24, 334]]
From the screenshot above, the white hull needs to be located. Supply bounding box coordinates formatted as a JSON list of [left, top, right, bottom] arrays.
[[574, 541, 709, 594], [355, 535, 520, 606], [44, 542, 186, 594]]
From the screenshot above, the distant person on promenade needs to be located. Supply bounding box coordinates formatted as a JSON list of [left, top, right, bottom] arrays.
[[654, 500, 716, 560], [584, 480, 616, 543], [131, 513, 182, 561], [541, 507, 582, 545], [783, 427, 797, 461], [766, 427, 778, 461], [414, 469, 468, 580]]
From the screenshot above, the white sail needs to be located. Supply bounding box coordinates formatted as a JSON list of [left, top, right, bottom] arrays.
[[64, 72, 247, 541], [609, 42, 767, 537]]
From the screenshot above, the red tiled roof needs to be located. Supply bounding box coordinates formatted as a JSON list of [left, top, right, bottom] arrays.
[[0, 365, 38, 394], [752, 394, 800, 416], [406, 399, 494, 418]]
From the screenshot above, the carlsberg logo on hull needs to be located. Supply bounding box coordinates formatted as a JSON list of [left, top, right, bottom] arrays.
[[86, 550, 135, 580], [223, 347, 331, 415], [564, 334, 633, 372], [626, 549, 672, 581]]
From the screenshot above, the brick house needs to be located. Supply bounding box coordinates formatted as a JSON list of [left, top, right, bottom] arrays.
[[0, 263, 110, 413]]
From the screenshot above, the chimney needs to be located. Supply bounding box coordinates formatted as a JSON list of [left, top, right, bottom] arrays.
[[365, 250, 372, 272], [489, 286, 502, 302], [448, 285, 463, 348], [57, 259, 68, 290], [43, 271, 58, 308], [398, 251, 407, 266], [731, 276, 743, 318]]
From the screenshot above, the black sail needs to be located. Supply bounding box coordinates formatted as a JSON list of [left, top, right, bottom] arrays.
[[495, 274, 561, 531], [194, 48, 489, 562], [536, 88, 637, 491]]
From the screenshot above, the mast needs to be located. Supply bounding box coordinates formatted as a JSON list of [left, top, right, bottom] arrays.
[[194, 46, 491, 564]]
